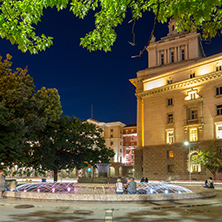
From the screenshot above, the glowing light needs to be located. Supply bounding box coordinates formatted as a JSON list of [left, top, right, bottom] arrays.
[[37, 188, 40, 193], [23, 189, 27, 192], [144, 79, 166, 91], [52, 188, 55, 193], [150, 188, 154, 194], [178, 191, 182, 194], [67, 187, 71, 192], [164, 190, 169, 194], [197, 65, 212, 76]]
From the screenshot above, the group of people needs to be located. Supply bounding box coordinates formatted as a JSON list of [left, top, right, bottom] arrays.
[[115, 177, 137, 194], [140, 177, 148, 183], [202, 177, 215, 188]]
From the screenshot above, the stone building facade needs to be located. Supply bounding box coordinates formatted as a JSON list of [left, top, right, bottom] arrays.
[[130, 19, 222, 181]]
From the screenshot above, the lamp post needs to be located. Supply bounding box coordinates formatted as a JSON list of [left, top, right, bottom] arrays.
[[184, 141, 191, 182]]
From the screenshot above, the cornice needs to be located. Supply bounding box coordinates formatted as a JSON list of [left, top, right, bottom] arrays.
[[136, 70, 222, 98]]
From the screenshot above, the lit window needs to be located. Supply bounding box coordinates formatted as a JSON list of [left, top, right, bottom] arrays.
[[216, 124, 222, 139], [167, 151, 174, 158], [216, 65, 222, 71], [189, 128, 198, 141], [167, 113, 174, 124], [167, 98, 173, 106], [166, 130, 174, 144], [168, 165, 174, 172], [126, 154, 129, 160], [216, 105, 222, 116], [190, 73, 195, 78], [216, 87, 222, 96]]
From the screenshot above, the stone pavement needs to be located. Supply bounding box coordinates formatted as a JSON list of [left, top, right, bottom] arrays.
[[1, 187, 222, 211]]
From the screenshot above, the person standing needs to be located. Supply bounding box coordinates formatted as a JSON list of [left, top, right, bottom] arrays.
[[0, 168, 6, 198], [126, 177, 137, 194]]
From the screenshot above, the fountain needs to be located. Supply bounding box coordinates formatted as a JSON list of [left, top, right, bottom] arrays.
[[16, 181, 192, 194]]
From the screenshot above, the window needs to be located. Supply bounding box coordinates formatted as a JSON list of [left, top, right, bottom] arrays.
[[167, 98, 173, 106], [216, 65, 222, 71], [167, 151, 174, 158], [110, 129, 113, 132], [216, 105, 222, 115], [131, 136, 134, 141], [216, 87, 222, 96], [167, 113, 174, 124], [216, 124, 222, 139], [190, 128, 198, 141], [168, 165, 174, 172], [166, 130, 174, 144], [171, 51, 174, 63], [167, 79, 172, 85], [126, 143, 128, 147], [126, 154, 129, 160], [131, 143, 134, 147], [120, 156, 122, 163], [110, 141, 113, 146], [181, 49, 185, 60], [120, 149, 122, 153], [160, 53, 164, 65], [126, 137, 128, 141], [190, 110, 198, 120], [190, 73, 195, 78], [110, 134, 113, 138]]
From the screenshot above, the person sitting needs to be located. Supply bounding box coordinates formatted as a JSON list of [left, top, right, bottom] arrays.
[[115, 178, 124, 194], [140, 177, 145, 182], [126, 177, 137, 194], [202, 177, 214, 188], [145, 177, 149, 183], [208, 177, 215, 188]]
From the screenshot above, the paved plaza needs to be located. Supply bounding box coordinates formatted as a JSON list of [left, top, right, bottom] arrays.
[[0, 186, 222, 221]]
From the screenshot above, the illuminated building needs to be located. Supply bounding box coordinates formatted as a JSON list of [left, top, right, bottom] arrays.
[[130, 19, 222, 180], [123, 124, 137, 166], [87, 118, 125, 177]]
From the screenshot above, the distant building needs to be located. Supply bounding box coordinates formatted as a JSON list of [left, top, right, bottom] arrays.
[[87, 118, 125, 177], [123, 124, 137, 166], [130, 19, 222, 180]]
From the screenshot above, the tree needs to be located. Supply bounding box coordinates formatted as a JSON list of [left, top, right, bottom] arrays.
[[0, 0, 222, 55], [0, 54, 62, 167], [192, 140, 222, 179], [29, 116, 115, 181]]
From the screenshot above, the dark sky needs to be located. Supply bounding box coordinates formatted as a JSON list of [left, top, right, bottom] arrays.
[[0, 8, 222, 125]]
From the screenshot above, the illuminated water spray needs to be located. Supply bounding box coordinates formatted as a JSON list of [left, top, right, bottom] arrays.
[[16, 182, 192, 194]]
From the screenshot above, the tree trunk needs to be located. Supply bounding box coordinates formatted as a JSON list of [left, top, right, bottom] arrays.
[[53, 169, 58, 182]]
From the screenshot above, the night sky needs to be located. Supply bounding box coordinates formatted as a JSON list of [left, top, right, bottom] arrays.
[[0, 8, 222, 125]]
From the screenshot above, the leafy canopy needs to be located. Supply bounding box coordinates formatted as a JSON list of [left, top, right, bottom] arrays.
[[29, 116, 115, 181], [192, 140, 222, 178], [0, 0, 222, 54], [0, 54, 62, 167]]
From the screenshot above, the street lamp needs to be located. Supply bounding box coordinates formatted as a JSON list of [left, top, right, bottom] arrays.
[[184, 141, 191, 182]]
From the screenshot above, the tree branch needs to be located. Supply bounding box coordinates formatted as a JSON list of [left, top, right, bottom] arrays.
[[131, 1, 161, 58]]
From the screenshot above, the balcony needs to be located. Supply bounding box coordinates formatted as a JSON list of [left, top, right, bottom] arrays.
[[184, 117, 204, 126]]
